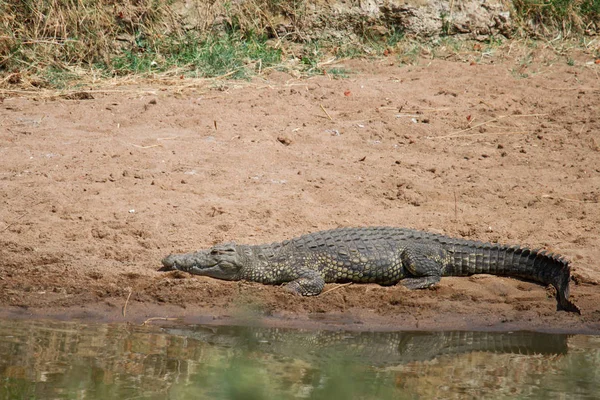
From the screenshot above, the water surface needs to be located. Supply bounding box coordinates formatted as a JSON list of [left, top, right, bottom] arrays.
[[0, 319, 598, 399]]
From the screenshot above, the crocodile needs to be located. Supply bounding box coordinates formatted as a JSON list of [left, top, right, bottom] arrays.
[[164, 327, 569, 367], [161, 227, 580, 313]]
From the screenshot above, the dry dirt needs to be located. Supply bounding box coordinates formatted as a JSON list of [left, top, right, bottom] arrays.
[[1, 46, 599, 333]]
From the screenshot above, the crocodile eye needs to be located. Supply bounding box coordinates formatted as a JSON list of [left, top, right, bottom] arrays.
[[210, 246, 236, 255]]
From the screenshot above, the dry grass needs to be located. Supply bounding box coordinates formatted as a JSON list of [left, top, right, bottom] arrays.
[[0, 0, 176, 86], [513, 0, 600, 36], [0, 1, 153, 62], [0, 0, 300, 88], [0, 0, 598, 89]]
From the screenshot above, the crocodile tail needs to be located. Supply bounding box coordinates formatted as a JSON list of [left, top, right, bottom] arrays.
[[552, 256, 580, 314], [503, 247, 579, 313], [447, 243, 580, 314]]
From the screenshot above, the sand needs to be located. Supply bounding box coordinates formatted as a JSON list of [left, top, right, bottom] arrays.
[[1, 49, 599, 332]]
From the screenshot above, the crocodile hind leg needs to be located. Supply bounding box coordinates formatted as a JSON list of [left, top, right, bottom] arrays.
[[401, 275, 441, 289], [285, 269, 325, 296], [400, 246, 444, 289]]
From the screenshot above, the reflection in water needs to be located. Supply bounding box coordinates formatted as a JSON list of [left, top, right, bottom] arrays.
[[0, 319, 598, 399]]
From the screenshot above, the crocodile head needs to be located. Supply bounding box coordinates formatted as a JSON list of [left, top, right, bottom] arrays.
[[161, 243, 244, 281]]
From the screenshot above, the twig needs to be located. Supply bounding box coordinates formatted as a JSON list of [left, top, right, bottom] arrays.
[[390, 107, 450, 112], [453, 190, 458, 221], [320, 104, 333, 120], [142, 317, 180, 326], [542, 86, 600, 91], [21, 39, 75, 45], [321, 282, 353, 295], [2, 213, 27, 232], [129, 143, 162, 149], [542, 194, 597, 203], [441, 117, 501, 137], [435, 113, 548, 139], [212, 69, 239, 80], [122, 288, 132, 317], [317, 57, 339, 68], [466, 115, 476, 127], [0, 88, 159, 97], [434, 130, 529, 139]]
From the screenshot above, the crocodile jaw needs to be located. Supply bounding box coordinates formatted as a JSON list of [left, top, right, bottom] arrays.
[[161, 249, 243, 281]]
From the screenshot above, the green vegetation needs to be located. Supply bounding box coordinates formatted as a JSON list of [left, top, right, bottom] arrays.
[[110, 32, 282, 79], [300, 41, 324, 74], [0, 0, 598, 88], [514, 0, 600, 35], [327, 67, 352, 78], [0, 0, 286, 86]]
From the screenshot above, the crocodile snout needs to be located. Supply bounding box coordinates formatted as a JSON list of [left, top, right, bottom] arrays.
[[159, 254, 177, 271]]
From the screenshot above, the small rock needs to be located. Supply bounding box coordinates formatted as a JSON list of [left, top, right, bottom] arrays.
[[277, 136, 292, 146]]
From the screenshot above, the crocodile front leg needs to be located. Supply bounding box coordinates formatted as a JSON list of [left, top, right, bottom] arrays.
[[400, 245, 444, 289], [285, 269, 325, 296]]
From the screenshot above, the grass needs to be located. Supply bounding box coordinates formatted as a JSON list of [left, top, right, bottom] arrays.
[[41, 67, 81, 89], [109, 32, 282, 79], [326, 67, 352, 78], [513, 0, 600, 35], [0, 0, 598, 89], [299, 41, 324, 74]]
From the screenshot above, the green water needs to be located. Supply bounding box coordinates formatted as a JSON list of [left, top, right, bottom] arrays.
[[0, 319, 598, 400]]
